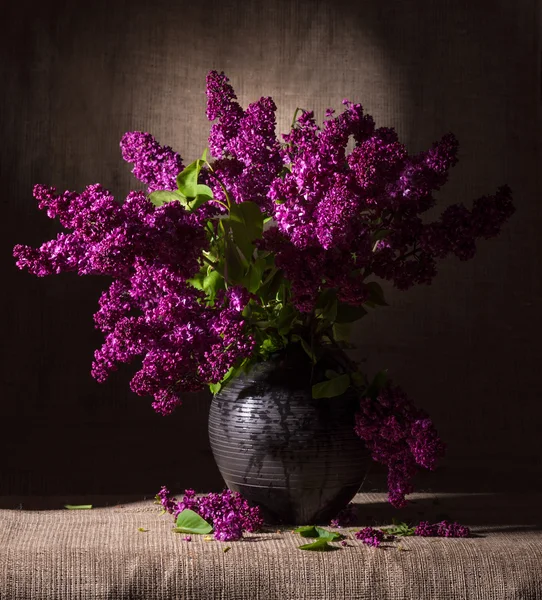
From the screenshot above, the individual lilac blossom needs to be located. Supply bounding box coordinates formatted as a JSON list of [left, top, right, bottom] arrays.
[[184, 536, 192, 542], [156, 487, 263, 542], [355, 527, 385, 548], [120, 131, 184, 193], [354, 383, 445, 508]]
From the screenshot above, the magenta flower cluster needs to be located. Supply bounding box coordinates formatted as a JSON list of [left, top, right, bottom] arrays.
[[13, 180, 255, 415], [414, 520, 470, 538], [206, 85, 514, 312], [354, 383, 446, 508], [157, 487, 263, 541], [355, 527, 385, 547]]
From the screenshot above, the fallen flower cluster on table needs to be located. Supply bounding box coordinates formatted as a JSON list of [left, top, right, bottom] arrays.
[[157, 486, 263, 541], [156, 488, 470, 550]]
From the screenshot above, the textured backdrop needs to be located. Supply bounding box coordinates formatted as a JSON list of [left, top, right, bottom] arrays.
[[1, 0, 541, 501]]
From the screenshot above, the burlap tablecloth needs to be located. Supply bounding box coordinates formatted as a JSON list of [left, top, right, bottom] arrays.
[[1, 493, 541, 599]]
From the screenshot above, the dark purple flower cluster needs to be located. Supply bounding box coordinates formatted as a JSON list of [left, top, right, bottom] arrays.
[[354, 384, 446, 508], [157, 486, 264, 541], [355, 527, 385, 547], [414, 520, 470, 538], [13, 149, 255, 414]]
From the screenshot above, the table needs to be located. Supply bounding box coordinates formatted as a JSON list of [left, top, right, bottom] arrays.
[[1, 493, 541, 599]]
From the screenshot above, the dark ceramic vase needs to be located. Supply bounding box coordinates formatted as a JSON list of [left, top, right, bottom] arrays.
[[208, 347, 370, 525]]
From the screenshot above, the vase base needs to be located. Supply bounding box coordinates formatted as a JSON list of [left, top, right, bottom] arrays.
[[227, 481, 361, 525]]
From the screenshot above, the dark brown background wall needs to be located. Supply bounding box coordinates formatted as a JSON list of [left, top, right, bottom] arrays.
[[1, 0, 541, 501]]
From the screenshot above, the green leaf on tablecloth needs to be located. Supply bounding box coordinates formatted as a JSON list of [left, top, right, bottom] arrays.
[[173, 509, 213, 535], [294, 525, 344, 543], [382, 519, 416, 536], [298, 539, 336, 551], [64, 504, 93, 510]]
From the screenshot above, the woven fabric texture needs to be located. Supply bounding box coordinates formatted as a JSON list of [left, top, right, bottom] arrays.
[[1, 493, 541, 600]]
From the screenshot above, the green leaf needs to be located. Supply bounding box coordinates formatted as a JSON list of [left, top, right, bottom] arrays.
[[258, 269, 284, 304], [298, 539, 335, 551], [383, 520, 416, 536], [174, 509, 213, 535], [364, 281, 388, 307], [371, 229, 392, 243], [244, 260, 264, 294], [229, 201, 264, 238], [300, 339, 317, 364], [64, 504, 92, 510], [275, 304, 297, 335], [138, 527, 149, 532], [226, 202, 264, 261], [335, 303, 368, 324], [148, 190, 187, 207], [187, 184, 214, 211], [224, 239, 245, 283], [322, 297, 338, 323], [294, 524, 345, 542], [315, 289, 338, 325], [332, 322, 352, 343], [351, 371, 367, 388], [187, 273, 205, 291], [176, 159, 206, 198], [209, 382, 221, 394], [364, 370, 388, 399], [293, 522, 346, 550], [203, 269, 224, 301], [312, 373, 351, 399], [294, 525, 319, 537]]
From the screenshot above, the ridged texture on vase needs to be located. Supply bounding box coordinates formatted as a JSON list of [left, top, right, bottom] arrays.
[[208, 351, 370, 525]]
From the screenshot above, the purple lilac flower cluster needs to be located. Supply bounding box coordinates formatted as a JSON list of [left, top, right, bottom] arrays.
[[414, 520, 470, 538], [354, 383, 446, 508], [157, 486, 263, 541], [355, 527, 385, 547], [13, 177, 255, 415], [120, 131, 184, 193], [185, 67, 517, 314], [205, 70, 283, 213]]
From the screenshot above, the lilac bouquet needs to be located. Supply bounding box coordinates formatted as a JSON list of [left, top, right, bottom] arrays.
[[14, 71, 514, 507]]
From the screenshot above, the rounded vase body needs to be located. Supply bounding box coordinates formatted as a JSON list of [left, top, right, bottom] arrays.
[[208, 349, 370, 525]]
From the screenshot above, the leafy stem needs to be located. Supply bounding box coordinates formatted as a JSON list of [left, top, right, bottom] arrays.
[[204, 165, 231, 209]]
